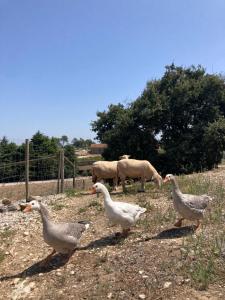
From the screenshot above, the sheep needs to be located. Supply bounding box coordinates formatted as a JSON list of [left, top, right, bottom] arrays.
[[119, 154, 130, 160], [91, 161, 118, 190], [117, 159, 162, 192], [91, 155, 131, 190]]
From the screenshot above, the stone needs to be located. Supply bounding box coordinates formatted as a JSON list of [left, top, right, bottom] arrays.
[[163, 281, 172, 289], [2, 198, 11, 205], [7, 205, 18, 212], [28, 195, 42, 201], [0, 205, 7, 213], [139, 294, 146, 299]]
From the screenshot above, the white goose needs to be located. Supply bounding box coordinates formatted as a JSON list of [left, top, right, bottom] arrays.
[[91, 182, 146, 236]]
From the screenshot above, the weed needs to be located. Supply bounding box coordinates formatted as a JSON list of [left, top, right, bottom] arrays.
[[78, 207, 88, 214], [190, 258, 214, 290], [0, 228, 16, 239], [65, 189, 80, 198], [50, 202, 66, 211], [88, 200, 103, 212], [0, 250, 5, 264], [180, 229, 225, 290]]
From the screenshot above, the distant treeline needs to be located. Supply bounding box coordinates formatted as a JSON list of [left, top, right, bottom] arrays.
[[0, 132, 94, 183]]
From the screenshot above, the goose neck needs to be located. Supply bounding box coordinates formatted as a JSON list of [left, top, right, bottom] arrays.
[[101, 187, 112, 203], [39, 203, 51, 226], [171, 178, 180, 192]]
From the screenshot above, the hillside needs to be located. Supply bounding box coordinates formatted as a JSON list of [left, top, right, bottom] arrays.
[[1, 166, 225, 299]]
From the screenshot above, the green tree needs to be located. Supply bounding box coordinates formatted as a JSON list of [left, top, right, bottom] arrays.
[[60, 135, 69, 147], [91, 64, 225, 174], [72, 137, 93, 148]]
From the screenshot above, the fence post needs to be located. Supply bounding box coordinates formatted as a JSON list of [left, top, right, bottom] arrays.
[[73, 162, 76, 189], [57, 151, 61, 194], [60, 148, 64, 193], [25, 139, 30, 202]]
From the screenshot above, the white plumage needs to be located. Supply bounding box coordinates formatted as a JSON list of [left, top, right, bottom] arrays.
[[92, 182, 146, 236]]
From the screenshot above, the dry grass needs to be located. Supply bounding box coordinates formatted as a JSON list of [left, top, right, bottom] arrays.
[[1, 168, 225, 299]]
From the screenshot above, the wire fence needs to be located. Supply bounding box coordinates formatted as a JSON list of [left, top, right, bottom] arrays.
[[0, 139, 93, 201]]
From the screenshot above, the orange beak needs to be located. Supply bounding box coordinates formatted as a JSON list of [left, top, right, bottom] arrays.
[[163, 177, 169, 183], [90, 187, 97, 194], [23, 204, 32, 213]]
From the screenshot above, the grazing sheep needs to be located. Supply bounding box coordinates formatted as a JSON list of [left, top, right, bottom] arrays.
[[92, 161, 118, 190], [117, 159, 162, 192], [92, 155, 131, 190], [119, 154, 130, 160]]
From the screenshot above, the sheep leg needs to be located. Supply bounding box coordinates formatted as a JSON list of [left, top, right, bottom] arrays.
[[121, 179, 126, 192], [113, 177, 118, 191], [39, 249, 56, 267], [92, 174, 97, 183], [174, 218, 184, 227], [139, 178, 145, 192]]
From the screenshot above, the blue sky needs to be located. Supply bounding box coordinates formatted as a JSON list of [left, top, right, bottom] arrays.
[[0, 0, 225, 144]]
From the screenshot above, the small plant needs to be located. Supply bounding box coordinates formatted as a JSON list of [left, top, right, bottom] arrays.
[[190, 258, 214, 290], [65, 188, 80, 198], [78, 207, 88, 214], [51, 202, 66, 211], [0, 228, 16, 239], [88, 200, 103, 212], [0, 250, 5, 264]]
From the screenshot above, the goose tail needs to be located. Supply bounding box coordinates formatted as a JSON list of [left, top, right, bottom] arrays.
[[78, 220, 91, 230]]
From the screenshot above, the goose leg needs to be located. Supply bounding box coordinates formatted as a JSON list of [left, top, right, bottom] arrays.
[[121, 228, 131, 237], [40, 249, 56, 267], [195, 220, 201, 231], [174, 218, 184, 227]]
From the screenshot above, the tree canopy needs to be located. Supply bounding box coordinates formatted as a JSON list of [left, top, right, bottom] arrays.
[[91, 64, 225, 174]]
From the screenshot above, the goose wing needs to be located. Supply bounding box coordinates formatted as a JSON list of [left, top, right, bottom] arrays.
[[114, 201, 146, 214], [182, 194, 211, 210], [54, 222, 87, 240]]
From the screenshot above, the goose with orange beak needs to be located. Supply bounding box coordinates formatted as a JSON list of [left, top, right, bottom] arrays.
[[163, 174, 212, 230], [23, 200, 90, 266], [91, 182, 146, 236]]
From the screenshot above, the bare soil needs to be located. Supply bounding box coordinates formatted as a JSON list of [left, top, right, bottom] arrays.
[[1, 167, 225, 299]]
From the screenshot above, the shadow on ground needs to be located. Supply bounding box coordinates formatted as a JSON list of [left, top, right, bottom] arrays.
[[138, 226, 195, 242], [0, 253, 69, 282], [79, 233, 126, 250]]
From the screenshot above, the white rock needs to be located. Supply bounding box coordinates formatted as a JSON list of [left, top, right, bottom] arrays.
[[23, 231, 29, 236], [139, 270, 144, 275], [107, 292, 113, 299], [70, 271, 75, 275], [163, 281, 172, 289], [139, 294, 146, 299]]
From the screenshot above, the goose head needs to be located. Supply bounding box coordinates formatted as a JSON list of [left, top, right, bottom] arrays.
[[163, 174, 175, 183], [23, 200, 41, 212], [91, 182, 107, 194]]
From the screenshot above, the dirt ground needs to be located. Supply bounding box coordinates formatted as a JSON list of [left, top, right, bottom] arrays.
[[1, 166, 225, 299]]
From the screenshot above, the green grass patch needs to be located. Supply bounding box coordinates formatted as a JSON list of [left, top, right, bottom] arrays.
[[65, 188, 81, 198], [50, 202, 67, 211], [0, 228, 16, 239], [88, 200, 103, 212]]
